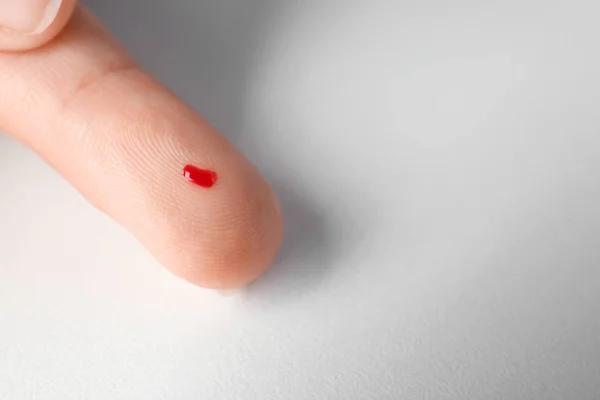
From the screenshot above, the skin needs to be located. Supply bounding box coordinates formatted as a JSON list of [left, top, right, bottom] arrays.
[[0, 1, 283, 289]]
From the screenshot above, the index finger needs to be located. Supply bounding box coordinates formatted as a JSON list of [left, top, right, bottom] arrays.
[[0, 4, 283, 289]]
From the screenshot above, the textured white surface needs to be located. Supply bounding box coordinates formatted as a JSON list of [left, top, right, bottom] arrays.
[[2, 0, 600, 398]]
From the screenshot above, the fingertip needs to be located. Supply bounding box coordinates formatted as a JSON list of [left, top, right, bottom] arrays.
[[164, 168, 284, 290]]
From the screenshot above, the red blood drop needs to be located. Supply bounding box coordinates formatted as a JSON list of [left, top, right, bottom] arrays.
[[183, 165, 218, 188]]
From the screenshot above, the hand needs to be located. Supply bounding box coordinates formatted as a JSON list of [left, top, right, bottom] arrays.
[[0, 1, 283, 289]]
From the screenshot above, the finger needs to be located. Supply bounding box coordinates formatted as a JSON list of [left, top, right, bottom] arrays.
[[0, 0, 77, 51], [0, 7, 283, 289]]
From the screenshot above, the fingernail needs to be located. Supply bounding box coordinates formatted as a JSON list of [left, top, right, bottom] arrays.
[[0, 0, 61, 33]]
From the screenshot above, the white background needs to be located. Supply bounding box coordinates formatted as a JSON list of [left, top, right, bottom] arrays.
[[2, 0, 600, 398]]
